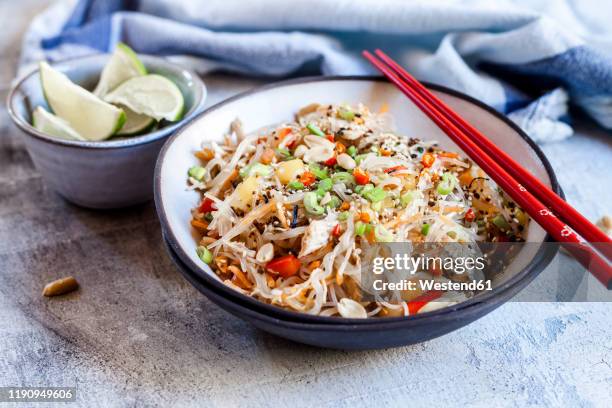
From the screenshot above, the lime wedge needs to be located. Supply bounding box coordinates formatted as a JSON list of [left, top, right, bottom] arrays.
[[32, 106, 85, 141], [94, 42, 147, 97], [104, 74, 184, 122], [39, 61, 126, 141], [117, 105, 156, 135]]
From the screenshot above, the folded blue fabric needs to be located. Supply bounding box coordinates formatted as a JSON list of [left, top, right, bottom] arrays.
[[20, 0, 612, 142]]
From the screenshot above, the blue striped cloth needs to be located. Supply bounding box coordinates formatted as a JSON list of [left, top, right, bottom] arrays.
[[20, 0, 612, 143]]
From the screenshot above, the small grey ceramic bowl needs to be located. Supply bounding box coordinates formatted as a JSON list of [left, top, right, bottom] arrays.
[[7, 54, 206, 209]]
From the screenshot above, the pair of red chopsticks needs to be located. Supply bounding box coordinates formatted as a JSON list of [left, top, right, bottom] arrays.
[[363, 49, 612, 289]]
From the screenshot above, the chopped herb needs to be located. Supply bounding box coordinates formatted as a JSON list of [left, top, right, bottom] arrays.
[[239, 162, 271, 178], [363, 186, 386, 203], [307, 123, 325, 137], [331, 171, 355, 185], [303, 192, 324, 215], [347, 145, 357, 157], [437, 172, 457, 195], [400, 191, 417, 207], [188, 166, 206, 181], [288, 180, 305, 190], [326, 196, 341, 209], [492, 214, 511, 230], [374, 225, 393, 242], [355, 221, 367, 236], [338, 106, 355, 121], [308, 163, 329, 180], [275, 148, 293, 161], [196, 246, 213, 264], [421, 223, 431, 236]]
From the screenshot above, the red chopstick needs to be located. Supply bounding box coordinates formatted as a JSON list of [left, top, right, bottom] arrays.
[[363, 50, 612, 289], [373, 49, 612, 253]]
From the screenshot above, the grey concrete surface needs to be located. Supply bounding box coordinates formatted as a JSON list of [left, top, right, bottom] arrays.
[[1, 2, 611, 407]]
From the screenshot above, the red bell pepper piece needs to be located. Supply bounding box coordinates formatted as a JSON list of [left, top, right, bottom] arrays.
[[407, 290, 443, 315], [199, 198, 217, 213], [266, 255, 301, 279]]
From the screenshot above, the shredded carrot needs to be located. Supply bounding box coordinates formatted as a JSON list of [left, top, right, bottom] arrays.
[[195, 148, 215, 161], [438, 151, 459, 159], [379, 148, 392, 157], [335, 141, 346, 154], [299, 171, 316, 186], [265, 273, 276, 288], [442, 206, 464, 214], [277, 127, 292, 141], [340, 201, 350, 211], [190, 219, 209, 232], [421, 153, 435, 168], [229, 265, 253, 289], [335, 273, 344, 285], [359, 212, 371, 223], [260, 148, 275, 164]]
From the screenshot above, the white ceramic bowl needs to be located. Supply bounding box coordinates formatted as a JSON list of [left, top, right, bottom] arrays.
[[155, 76, 560, 327]]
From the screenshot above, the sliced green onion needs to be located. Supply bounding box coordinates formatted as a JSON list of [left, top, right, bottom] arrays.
[[308, 163, 329, 180], [288, 180, 305, 190], [303, 192, 324, 216], [338, 211, 350, 221], [354, 185, 365, 194], [421, 223, 431, 236], [355, 154, 368, 165], [239, 162, 271, 178], [347, 145, 357, 157], [492, 214, 511, 230], [317, 178, 333, 192], [374, 225, 394, 242], [355, 221, 367, 236], [437, 173, 457, 195], [275, 148, 293, 160], [204, 213, 214, 222], [306, 123, 325, 137], [400, 190, 417, 207], [363, 186, 387, 203], [331, 171, 355, 185], [371, 201, 383, 212], [447, 231, 457, 239], [188, 166, 206, 181], [326, 196, 341, 209], [359, 184, 374, 196], [196, 246, 213, 264], [338, 106, 355, 121]]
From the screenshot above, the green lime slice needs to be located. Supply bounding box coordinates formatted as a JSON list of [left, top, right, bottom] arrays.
[[93, 42, 147, 97], [39, 61, 126, 141], [116, 105, 156, 135], [32, 106, 85, 141], [103, 74, 184, 122]]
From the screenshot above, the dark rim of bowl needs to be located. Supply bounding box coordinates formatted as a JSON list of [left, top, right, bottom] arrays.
[[6, 53, 207, 150], [155, 75, 562, 325]]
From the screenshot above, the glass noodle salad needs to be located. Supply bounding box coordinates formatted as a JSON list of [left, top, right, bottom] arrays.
[[187, 103, 530, 318]]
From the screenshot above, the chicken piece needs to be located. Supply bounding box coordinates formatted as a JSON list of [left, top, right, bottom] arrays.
[[298, 213, 337, 258]]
